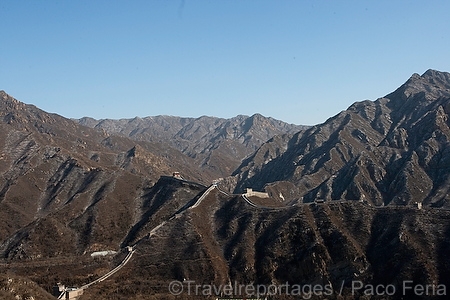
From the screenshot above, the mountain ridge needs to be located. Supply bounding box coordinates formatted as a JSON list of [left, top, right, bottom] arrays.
[[222, 69, 450, 209], [75, 113, 309, 177]]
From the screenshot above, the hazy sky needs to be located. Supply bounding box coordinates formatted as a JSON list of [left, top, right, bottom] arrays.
[[1, 1, 449, 125]]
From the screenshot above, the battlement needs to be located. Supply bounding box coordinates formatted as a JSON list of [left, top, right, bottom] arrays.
[[244, 188, 269, 198]]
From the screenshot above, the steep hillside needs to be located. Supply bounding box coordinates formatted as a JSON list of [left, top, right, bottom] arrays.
[[226, 70, 450, 208], [2, 172, 449, 300], [0, 275, 55, 300], [0, 91, 212, 263], [0, 91, 214, 183], [76, 114, 308, 177], [0, 93, 213, 296], [0, 176, 208, 297]]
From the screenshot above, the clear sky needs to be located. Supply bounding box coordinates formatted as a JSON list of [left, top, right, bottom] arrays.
[[1, 0, 449, 125]]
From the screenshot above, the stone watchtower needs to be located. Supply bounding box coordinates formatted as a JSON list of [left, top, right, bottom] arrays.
[[173, 172, 183, 180]]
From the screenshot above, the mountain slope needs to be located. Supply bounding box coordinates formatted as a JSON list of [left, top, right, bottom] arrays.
[[0, 91, 212, 183], [0, 91, 214, 260], [225, 70, 450, 208], [44, 184, 450, 300], [3, 171, 450, 300], [76, 113, 308, 177]]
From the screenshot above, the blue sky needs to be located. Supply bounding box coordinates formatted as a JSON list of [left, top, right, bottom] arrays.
[[1, 0, 449, 125]]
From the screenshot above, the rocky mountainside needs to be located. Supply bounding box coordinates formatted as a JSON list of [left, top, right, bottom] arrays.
[[0, 274, 55, 300], [225, 70, 450, 208], [0, 90, 214, 263], [83, 184, 450, 300], [76, 114, 307, 177], [0, 91, 214, 183], [0, 91, 221, 298], [4, 176, 449, 300]]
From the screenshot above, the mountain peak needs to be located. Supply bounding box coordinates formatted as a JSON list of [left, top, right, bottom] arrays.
[[421, 69, 450, 87], [403, 69, 450, 86], [422, 68, 450, 77], [250, 113, 264, 119], [0, 91, 28, 113], [387, 69, 450, 102], [230, 69, 450, 207]]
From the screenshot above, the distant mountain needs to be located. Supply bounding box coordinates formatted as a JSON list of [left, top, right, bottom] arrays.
[[76, 114, 308, 177], [225, 69, 450, 208], [0, 91, 213, 181]]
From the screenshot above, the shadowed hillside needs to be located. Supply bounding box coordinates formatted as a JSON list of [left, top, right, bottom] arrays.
[[225, 70, 450, 208]]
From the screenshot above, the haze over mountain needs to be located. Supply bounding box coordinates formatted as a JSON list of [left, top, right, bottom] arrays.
[[76, 114, 308, 177], [1, 70, 450, 299]]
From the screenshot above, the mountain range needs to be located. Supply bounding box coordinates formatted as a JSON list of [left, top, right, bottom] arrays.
[[76, 114, 307, 177], [1, 69, 450, 299]]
